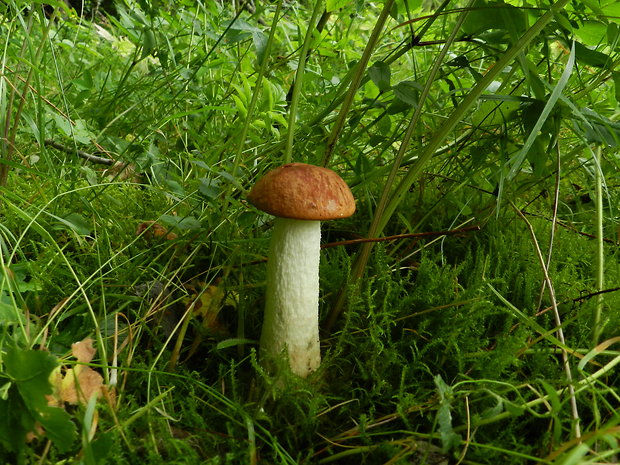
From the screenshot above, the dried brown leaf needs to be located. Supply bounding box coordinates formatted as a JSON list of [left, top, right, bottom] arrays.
[[60, 366, 104, 405], [71, 338, 96, 364], [136, 221, 178, 240], [48, 338, 104, 406]]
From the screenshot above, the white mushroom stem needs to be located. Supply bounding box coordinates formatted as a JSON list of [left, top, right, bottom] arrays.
[[259, 217, 321, 377]]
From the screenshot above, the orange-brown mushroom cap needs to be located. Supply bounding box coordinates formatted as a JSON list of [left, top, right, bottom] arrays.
[[248, 163, 355, 220]]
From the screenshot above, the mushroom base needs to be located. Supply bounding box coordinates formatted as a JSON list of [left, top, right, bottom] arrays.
[[260, 217, 321, 377]]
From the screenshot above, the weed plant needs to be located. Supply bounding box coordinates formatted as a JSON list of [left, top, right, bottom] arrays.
[[0, 0, 619, 464]]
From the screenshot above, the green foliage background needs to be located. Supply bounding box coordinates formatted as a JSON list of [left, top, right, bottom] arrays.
[[0, 0, 619, 463]]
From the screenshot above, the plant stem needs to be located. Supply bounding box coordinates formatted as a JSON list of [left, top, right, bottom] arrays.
[[592, 145, 604, 346], [326, 0, 473, 329], [231, 0, 283, 176], [301, 0, 450, 140], [284, 0, 324, 164], [378, 0, 570, 236], [321, 0, 395, 166], [326, 0, 572, 330], [536, 136, 561, 310], [514, 204, 581, 439]]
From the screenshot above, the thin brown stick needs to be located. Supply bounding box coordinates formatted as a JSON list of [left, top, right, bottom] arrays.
[[535, 287, 620, 317], [246, 225, 482, 266], [523, 211, 618, 245], [2, 63, 72, 121], [44, 139, 115, 165], [513, 203, 581, 439], [321, 225, 480, 249]]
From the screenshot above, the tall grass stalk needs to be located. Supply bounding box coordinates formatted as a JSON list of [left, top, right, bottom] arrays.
[[321, 0, 395, 166], [2, 193, 110, 382], [284, 0, 324, 164], [327, 0, 572, 328], [536, 143, 561, 311], [514, 205, 581, 439], [1, 7, 61, 186], [376, 0, 569, 233], [325, 0, 474, 330], [592, 145, 604, 345], [304, 0, 450, 135], [231, 0, 283, 174]]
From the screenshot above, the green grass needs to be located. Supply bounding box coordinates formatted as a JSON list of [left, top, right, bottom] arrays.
[[0, 0, 619, 463]]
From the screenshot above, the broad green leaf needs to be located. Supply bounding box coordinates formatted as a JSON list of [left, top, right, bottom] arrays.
[[437, 402, 461, 451], [224, 19, 263, 52], [160, 214, 201, 230], [376, 113, 392, 135], [461, 0, 526, 37], [368, 134, 385, 147], [72, 119, 95, 145], [216, 169, 243, 189], [480, 399, 504, 420], [355, 151, 373, 176], [391, 0, 422, 18], [2, 348, 76, 452], [225, 18, 261, 34], [199, 178, 221, 199], [554, 11, 573, 33], [538, 380, 563, 443], [49, 212, 92, 236], [575, 20, 607, 46], [0, 383, 9, 401], [393, 80, 421, 107], [609, 23, 619, 45], [577, 108, 620, 146], [504, 401, 525, 416], [612, 72, 620, 103], [31, 0, 69, 11], [88, 431, 114, 464], [434, 374, 452, 399], [232, 95, 248, 119], [368, 61, 391, 92], [521, 100, 548, 133], [252, 31, 268, 65], [446, 55, 469, 68], [0, 263, 42, 293], [72, 69, 93, 91], [560, 444, 592, 465], [0, 302, 26, 327], [81, 166, 99, 186], [50, 113, 94, 145], [538, 380, 561, 413], [224, 28, 252, 44], [326, 0, 351, 10], [386, 99, 411, 114], [50, 112, 73, 139], [141, 28, 156, 59], [601, 1, 620, 24], [471, 99, 520, 126], [38, 405, 76, 453], [574, 41, 611, 68], [434, 375, 461, 452], [165, 179, 186, 197], [507, 43, 575, 179], [5, 348, 56, 409], [0, 391, 31, 452]]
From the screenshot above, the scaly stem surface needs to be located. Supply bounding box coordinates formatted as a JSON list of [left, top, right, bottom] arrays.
[[261, 218, 321, 377]]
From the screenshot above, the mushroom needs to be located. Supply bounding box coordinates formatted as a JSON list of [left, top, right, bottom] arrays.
[[248, 163, 355, 377]]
